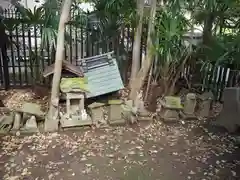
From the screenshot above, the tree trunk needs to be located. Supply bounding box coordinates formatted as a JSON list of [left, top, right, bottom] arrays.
[[45, 0, 72, 132], [129, 0, 157, 103], [202, 13, 215, 46], [129, 0, 145, 87]]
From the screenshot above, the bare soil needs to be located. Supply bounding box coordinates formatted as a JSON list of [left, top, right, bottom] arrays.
[[0, 121, 240, 180]]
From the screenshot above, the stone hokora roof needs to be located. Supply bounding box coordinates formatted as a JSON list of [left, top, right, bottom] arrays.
[[42, 60, 84, 78]]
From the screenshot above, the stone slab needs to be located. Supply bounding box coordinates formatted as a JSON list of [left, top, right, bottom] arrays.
[[60, 115, 92, 128], [213, 88, 240, 132]]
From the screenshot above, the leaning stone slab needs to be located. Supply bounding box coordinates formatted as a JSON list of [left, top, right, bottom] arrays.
[[16, 103, 45, 118]]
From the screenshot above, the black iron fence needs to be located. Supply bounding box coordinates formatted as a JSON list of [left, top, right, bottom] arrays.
[[0, 8, 239, 101]]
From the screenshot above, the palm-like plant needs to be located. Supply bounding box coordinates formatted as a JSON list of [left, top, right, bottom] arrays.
[[152, 7, 194, 95]]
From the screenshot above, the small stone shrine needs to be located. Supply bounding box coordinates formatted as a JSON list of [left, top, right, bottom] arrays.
[[159, 96, 183, 122], [198, 91, 214, 117], [108, 100, 125, 125], [60, 78, 92, 128], [181, 93, 197, 120]]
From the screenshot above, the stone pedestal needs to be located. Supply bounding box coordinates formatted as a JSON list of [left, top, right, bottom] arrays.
[[88, 102, 106, 127], [158, 96, 182, 122], [108, 100, 125, 125]]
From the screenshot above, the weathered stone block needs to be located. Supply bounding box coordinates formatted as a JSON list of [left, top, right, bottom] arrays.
[[213, 88, 240, 132], [108, 100, 123, 124], [88, 102, 106, 126]]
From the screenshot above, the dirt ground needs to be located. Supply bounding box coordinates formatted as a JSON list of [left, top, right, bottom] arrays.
[[0, 121, 240, 180]]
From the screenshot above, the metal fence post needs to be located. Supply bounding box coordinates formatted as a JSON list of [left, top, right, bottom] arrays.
[[1, 45, 10, 90]]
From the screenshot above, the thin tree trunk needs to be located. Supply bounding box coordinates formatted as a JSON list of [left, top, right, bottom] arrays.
[[129, 0, 145, 87], [45, 0, 72, 132], [144, 60, 153, 101], [129, 0, 157, 103], [202, 13, 215, 46]]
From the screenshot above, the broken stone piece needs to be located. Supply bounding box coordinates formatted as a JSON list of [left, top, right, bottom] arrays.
[[0, 114, 14, 133], [24, 116, 39, 132]]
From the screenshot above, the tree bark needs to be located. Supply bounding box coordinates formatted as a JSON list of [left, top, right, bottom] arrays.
[[45, 0, 72, 132], [129, 0, 157, 102], [202, 13, 215, 46], [129, 0, 145, 87]]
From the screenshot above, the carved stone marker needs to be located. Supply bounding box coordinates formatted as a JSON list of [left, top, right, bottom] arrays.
[[159, 96, 183, 122], [198, 91, 214, 117], [108, 100, 125, 125], [88, 102, 106, 127], [214, 88, 240, 132], [181, 93, 197, 120]]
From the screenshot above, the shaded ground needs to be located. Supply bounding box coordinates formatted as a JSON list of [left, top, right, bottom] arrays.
[[0, 121, 240, 180]]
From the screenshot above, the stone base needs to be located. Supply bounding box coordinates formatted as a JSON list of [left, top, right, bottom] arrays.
[[138, 116, 152, 121], [109, 118, 125, 125], [180, 111, 197, 120], [60, 115, 92, 128], [160, 109, 179, 123]]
